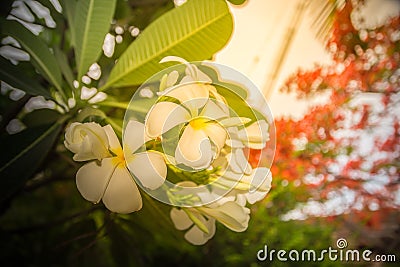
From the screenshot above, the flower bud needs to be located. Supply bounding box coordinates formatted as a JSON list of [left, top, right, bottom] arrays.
[[64, 122, 110, 161]]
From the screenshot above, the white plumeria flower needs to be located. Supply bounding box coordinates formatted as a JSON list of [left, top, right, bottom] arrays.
[[124, 121, 168, 190], [241, 168, 272, 204], [170, 208, 216, 245], [225, 148, 252, 175], [64, 122, 111, 161], [160, 56, 212, 84], [145, 83, 229, 170], [221, 120, 269, 176], [237, 120, 270, 149], [75, 124, 141, 214], [170, 181, 250, 245], [159, 70, 179, 92], [198, 201, 250, 232], [226, 120, 269, 150], [212, 167, 272, 205], [73, 121, 167, 214]]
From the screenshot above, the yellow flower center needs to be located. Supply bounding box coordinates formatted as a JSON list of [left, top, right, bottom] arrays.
[[189, 118, 209, 130], [112, 147, 126, 168]]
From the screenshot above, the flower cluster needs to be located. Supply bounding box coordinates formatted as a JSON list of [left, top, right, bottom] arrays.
[[64, 121, 167, 214], [64, 57, 274, 245]]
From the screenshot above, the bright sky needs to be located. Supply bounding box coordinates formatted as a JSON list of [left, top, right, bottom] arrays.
[[215, 0, 400, 119], [214, 0, 400, 218]]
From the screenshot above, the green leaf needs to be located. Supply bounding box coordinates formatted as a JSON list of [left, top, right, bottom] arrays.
[[0, 122, 63, 204], [227, 0, 247, 5], [0, 56, 51, 98], [198, 64, 248, 99], [53, 46, 74, 92], [1, 20, 63, 95], [21, 109, 61, 128], [59, 0, 76, 45], [215, 85, 263, 123], [101, 0, 233, 90], [74, 0, 116, 79]]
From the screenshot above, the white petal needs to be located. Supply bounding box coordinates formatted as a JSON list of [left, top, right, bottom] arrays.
[[219, 117, 251, 127], [214, 170, 242, 188], [227, 149, 252, 175], [174, 181, 212, 204], [207, 85, 229, 113], [194, 67, 212, 83], [175, 126, 213, 169], [145, 101, 189, 138], [225, 127, 244, 148], [184, 218, 216, 245], [170, 208, 193, 230], [166, 83, 209, 112], [203, 122, 226, 155], [180, 75, 194, 84], [236, 194, 247, 206], [248, 167, 272, 193], [176, 181, 197, 187], [159, 57, 212, 84], [103, 124, 122, 152], [239, 168, 272, 204], [102, 166, 142, 213], [201, 100, 229, 121], [166, 70, 179, 87], [76, 158, 114, 204], [184, 226, 208, 245], [127, 151, 167, 190], [159, 56, 188, 64], [238, 120, 270, 149], [65, 122, 110, 161], [159, 74, 168, 91], [243, 142, 266, 149], [235, 148, 252, 175], [213, 194, 236, 206], [199, 202, 250, 232], [185, 64, 198, 80], [123, 120, 149, 154], [225, 138, 244, 148], [196, 190, 221, 205], [167, 83, 209, 102], [244, 191, 267, 205]]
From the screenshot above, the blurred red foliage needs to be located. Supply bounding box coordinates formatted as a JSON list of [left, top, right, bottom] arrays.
[[251, 0, 400, 230]]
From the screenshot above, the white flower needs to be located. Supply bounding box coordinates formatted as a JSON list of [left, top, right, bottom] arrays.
[[225, 148, 252, 175], [237, 120, 270, 149], [170, 208, 216, 245], [197, 201, 250, 232], [220, 167, 272, 205], [145, 83, 228, 170], [240, 167, 272, 204], [124, 121, 168, 190], [64, 122, 110, 161], [160, 56, 212, 84], [170, 181, 250, 245], [221, 120, 269, 176], [159, 70, 179, 92], [73, 121, 167, 214]]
